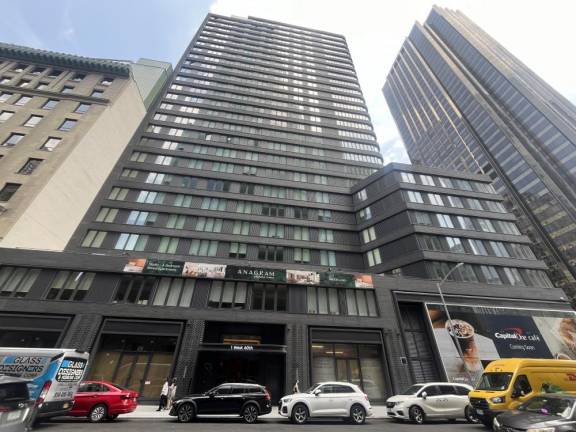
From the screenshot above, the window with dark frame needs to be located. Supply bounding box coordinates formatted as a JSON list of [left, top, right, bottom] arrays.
[[152, 277, 195, 307], [0, 92, 12, 102], [41, 137, 61, 151], [207, 280, 287, 312], [17, 158, 43, 175], [0, 183, 20, 201], [47, 69, 62, 78], [23, 115, 42, 127], [257, 245, 284, 261], [0, 111, 13, 123], [42, 99, 59, 110], [58, 119, 77, 131], [12, 64, 27, 73], [113, 276, 158, 305], [14, 96, 31, 106], [74, 103, 91, 114], [45, 271, 95, 301], [229, 242, 247, 258], [0, 266, 40, 298], [2, 133, 24, 146], [307, 286, 378, 317]]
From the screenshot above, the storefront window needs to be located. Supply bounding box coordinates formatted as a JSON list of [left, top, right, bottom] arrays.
[[0, 330, 59, 347], [311, 342, 386, 400], [89, 334, 177, 399]]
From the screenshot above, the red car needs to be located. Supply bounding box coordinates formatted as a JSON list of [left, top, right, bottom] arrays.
[[70, 381, 139, 422]]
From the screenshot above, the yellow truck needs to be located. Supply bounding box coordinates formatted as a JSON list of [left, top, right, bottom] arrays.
[[468, 358, 576, 427]]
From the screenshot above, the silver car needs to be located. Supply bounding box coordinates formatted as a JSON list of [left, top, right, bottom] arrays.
[[0, 376, 36, 432]]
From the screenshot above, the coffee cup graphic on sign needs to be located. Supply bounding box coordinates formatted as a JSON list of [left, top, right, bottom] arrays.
[[445, 319, 476, 355]]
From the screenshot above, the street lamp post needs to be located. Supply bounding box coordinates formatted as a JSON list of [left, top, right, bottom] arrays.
[[436, 262, 474, 383]]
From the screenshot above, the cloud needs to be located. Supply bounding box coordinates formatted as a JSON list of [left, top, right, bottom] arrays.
[[0, 5, 45, 49], [58, 0, 78, 47], [209, 0, 576, 165]]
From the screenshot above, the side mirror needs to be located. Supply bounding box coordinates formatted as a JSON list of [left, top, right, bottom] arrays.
[[208, 391, 215, 398], [421, 392, 428, 400], [313, 389, 322, 396]]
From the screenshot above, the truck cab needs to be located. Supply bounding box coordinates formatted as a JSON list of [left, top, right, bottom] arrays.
[[469, 358, 576, 427]]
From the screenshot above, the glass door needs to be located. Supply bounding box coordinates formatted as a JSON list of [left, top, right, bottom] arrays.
[[336, 358, 361, 386], [124, 353, 151, 396]]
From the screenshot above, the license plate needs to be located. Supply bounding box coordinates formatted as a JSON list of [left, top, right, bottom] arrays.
[[7, 410, 22, 421], [63, 402, 70, 409], [476, 409, 484, 415]]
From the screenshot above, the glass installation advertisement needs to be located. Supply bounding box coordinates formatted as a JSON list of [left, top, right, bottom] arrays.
[[426, 304, 576, 385]]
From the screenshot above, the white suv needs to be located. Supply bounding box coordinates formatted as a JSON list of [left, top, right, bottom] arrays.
[[279, 382, 372, 425], [385, 382, 478, 424]]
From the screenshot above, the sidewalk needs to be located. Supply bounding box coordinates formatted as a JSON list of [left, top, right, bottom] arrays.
[[123, 404, 389, 419]]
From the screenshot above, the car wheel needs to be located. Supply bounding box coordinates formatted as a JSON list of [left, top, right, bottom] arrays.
[[88, 404, 107, 423], [349, 404, 366, 425], [242, 404, 259, 424], [465, 405, 480, 424], [177, 403, 195, 423], [291, 404, 309, 425], [409, 406, 425, 425], [107, 414, 119, 421]]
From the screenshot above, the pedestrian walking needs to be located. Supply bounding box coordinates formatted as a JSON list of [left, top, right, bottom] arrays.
[[292, 379, 300, 394], [167, 378, 178, 409], [157, 378, 169, 411]]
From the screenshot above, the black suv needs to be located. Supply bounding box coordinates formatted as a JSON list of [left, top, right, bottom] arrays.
[[170, 383, 272, 423]]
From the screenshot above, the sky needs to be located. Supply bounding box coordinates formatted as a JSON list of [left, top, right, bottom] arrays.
[[2, 0, 575, 164]]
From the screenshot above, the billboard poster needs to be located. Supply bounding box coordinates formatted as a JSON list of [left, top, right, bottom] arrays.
[[182, 262, 226, 279], [144, 259, 184, 276], [287, 269, 320, 285], [123, 258, 146, 273], [123, 259, 375, 290], [426, 304, 576, 385], [319, 272, 354, 288], [354, 274, 374, 289], [225, 265, 286, 283]]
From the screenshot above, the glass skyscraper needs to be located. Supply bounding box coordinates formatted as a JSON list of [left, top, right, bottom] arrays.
[[384, 6, 576, 302]]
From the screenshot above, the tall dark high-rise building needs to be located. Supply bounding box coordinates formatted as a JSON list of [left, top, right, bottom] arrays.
[[384, 6, 576, 302], [67, 14, 384, 272]]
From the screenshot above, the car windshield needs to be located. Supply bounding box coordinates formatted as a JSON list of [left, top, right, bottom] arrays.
[[0, 383, 29, 402], [476, 373, 513, 391], [399, 385, 424, 395], [518, 396, 575, 419], [305, 383, 320, 393]]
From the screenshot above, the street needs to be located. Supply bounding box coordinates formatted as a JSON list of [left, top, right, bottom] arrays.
[[35, 417, 485, 431]]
